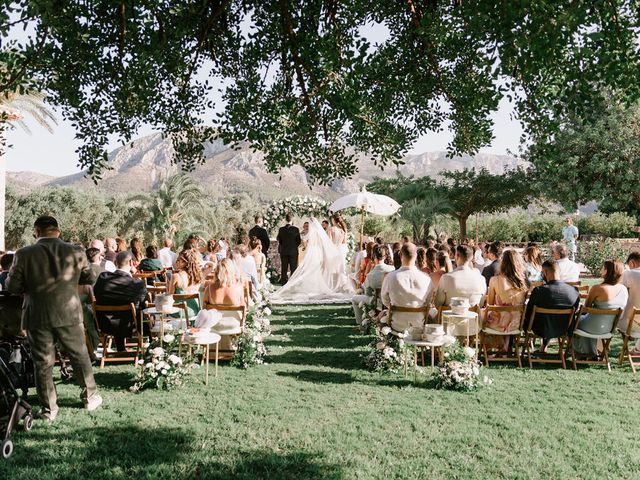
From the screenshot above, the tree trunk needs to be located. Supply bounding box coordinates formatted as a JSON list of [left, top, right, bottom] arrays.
[[0, 129, 5, 251], [458, 215, 468, 239]]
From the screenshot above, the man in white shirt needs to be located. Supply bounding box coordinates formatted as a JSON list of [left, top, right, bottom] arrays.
[[352, 246, 394, 324], [158, 238, 177, 268], [435, 245, 487, 335], [89, 239, 116, 272], [381, 243, 432, 332], [436, 245, 487, 308], [621, 252, 640, 353], [552, 243, 580, 282]]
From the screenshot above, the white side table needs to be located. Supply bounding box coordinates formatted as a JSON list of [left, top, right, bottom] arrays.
[[185, 333, 221, 385], [403, 338, 444, 383], [143, 306, 181, 346], [442, 311, 479, 348]]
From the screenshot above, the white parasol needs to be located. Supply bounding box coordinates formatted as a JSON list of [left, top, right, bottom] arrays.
[[329, 186, 401, 247]]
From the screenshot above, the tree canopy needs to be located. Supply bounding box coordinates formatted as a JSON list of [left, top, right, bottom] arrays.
[[369, 168, 533, 239], [526, 96, 640, 216], [2, 1, 640, 183]]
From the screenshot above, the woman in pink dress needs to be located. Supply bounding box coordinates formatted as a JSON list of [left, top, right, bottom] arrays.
[[484, 250, 528, 351]]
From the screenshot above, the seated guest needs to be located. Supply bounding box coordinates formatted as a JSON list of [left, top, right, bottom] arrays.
[[130, 238, 144, 266], [168, 248, 203, 318], [85, 248, 105, 283], [352, 246, 395, 325], [204, 239, 219, 263], [215, 239, 228, 261], [138, 245, 165, 284], [482, 242, 503, 286], [429, 249, 452, 292], [158, 238, 177, 268], [436, 245, 487, 308], [204, 258, 245, 306], [115, 237, 127, 253], [90, 239, 116, 272], [232, 246, 261, 302], [104, 237, 117, 262], [474, 243, 486, 271], [391, 242, 402, 270], [573, 260, 628, 356], [524, 260, 580, 351], [0, 253, 14, 290], [552, 243, 580, 283], [357, 242, 375, 285], [621, 252, 640, 355], [416, 247, 431, 275], [523, 245, 543, 283], [93, 251, 147, 351], [484, 250, 529, 350], [381, 243, 432, 332]]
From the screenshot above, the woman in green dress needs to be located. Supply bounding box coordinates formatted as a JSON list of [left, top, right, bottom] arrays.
[[168, 248, 203, 321], [138, 245, 165, 284]]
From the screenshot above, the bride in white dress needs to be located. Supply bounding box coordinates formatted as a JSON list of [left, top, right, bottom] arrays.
[[270, 218, 354, 304]]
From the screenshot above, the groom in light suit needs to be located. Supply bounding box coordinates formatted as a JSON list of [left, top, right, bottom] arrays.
[[277, 213, 301, 284]]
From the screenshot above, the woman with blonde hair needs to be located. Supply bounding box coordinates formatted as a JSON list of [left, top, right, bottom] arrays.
[[484, 249, 529, 350], [204, 258, 245, 306]]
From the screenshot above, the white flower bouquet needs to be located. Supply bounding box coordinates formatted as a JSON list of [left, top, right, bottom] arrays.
[[131, 336, 192, 392], [231, 300, 273, 368], [435, 341, 490, 392]]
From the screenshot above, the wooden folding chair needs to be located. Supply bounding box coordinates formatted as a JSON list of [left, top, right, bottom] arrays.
[[566, 280, 581, 287], [618, 308, 640, 374], [523, 306, 576, 369], [173, 293, 201, 328], [480, 305, 525, 367], [388, 305, 428, 334], [153, 281, 167, 288], [204, 303, 247, 360], [92, 302, 143, 369], [435, 305, 451, 324], [146, 286, 166, 303], [568, 306, 622, 371]]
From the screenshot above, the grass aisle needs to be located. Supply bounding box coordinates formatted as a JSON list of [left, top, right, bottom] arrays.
[[3, 304, 640, 479]]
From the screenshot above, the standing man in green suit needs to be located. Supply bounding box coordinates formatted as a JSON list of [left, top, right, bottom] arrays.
[[7, 216, 102, 421]]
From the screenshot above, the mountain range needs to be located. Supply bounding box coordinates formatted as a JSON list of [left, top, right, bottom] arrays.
[[7, 133, 525, 200]]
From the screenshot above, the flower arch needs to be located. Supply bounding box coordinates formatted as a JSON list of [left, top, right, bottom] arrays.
[[263, 195, 331, 230]]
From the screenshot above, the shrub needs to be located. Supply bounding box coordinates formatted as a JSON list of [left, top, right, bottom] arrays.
[[578, 238, 630, 276], [578, 212, 636, 238]]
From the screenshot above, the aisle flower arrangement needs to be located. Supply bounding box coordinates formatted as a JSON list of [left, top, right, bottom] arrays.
[[363, 314, 412, 373], [130, 335, 193, 392], [263, 195, 330, 229], [231, 298, 273, 369], [435, 341, 490, 392]]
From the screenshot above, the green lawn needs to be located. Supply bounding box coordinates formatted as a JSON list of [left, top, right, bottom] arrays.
[[3, 304, 639, 479]]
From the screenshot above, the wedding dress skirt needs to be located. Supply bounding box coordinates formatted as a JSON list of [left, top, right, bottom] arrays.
[[271, 218, 354, 305]]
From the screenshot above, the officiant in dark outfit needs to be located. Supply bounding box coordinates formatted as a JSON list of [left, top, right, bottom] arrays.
[[277, 213, 301, 284], [249, 215, 270, 254]]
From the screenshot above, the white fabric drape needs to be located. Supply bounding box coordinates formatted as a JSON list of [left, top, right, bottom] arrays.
[[270, 218, 354, 304]]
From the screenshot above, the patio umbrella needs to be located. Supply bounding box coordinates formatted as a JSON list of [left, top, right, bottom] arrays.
[[329, 186, 401, 247]]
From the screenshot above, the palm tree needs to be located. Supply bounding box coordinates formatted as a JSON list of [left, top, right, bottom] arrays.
[[399, 192, 452, 244], [0, 91, 57, 250], [129, 174, 205, 243]]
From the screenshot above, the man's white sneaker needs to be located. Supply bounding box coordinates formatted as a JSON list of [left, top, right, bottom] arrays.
[[84, 394, 103, 412]]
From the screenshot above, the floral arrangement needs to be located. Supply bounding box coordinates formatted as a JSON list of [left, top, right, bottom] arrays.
[[231, 299, 272, 369], [263, 195, 330, 230], [130, 334, 192, 392], [363, 314, 412, 373], [435, 341, 491, 392], [345, 231, 356, 266]]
